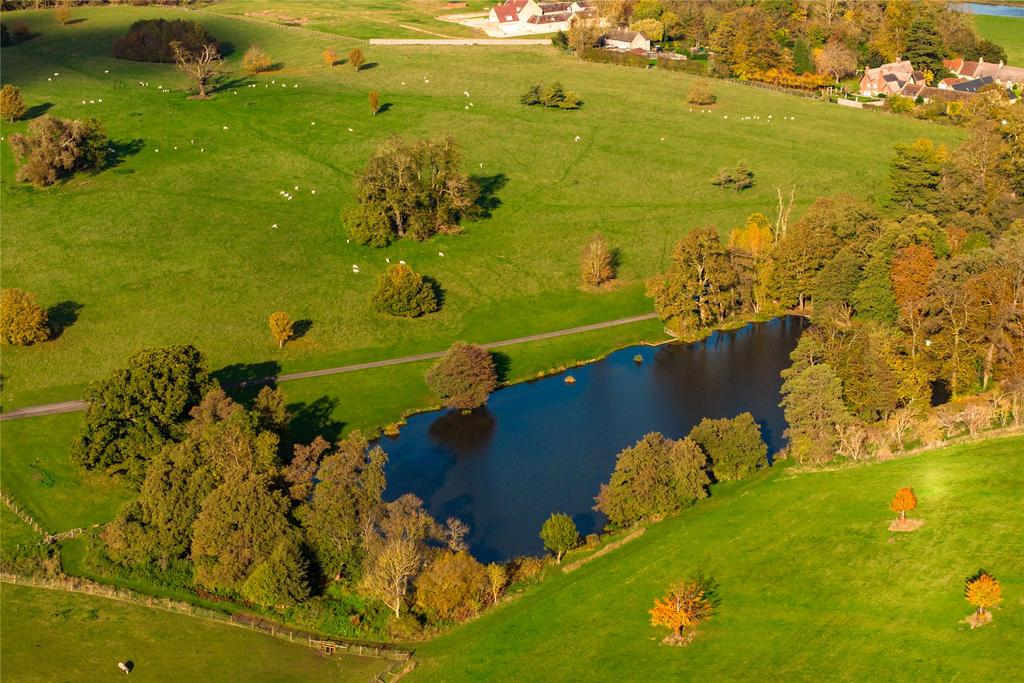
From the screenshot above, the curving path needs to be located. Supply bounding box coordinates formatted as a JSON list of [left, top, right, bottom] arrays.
[[0, 313, 660, 421]]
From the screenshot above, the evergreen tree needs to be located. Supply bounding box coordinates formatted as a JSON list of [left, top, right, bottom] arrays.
[[240, 532, 310, 608]]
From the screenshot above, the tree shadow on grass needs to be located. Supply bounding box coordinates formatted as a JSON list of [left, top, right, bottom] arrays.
[[360, 62, 379, 71], [213, 74, 255, 93], [64, 18, 87, 26], [490, 350, 511, 383], [23, 102, 53, 119], [377, 102, 393, 115], [423, 276, 446, 311], [105, 138, 145, 169], [287, 396, 345, 445], [46, 301, 82, 340], [470, 173, 508, 219], [214, 360, 282, 390], [292, 319, 313, 340]]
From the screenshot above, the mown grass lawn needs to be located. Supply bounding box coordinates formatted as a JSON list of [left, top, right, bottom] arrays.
[[413, 435, 1024, 682], [0, 6, 963, 410], [974, 15, 1024, 65], [0, 583, 388, 682]]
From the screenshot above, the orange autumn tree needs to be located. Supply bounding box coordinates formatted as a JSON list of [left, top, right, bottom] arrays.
[[890, 244, 936, 357], [650, 580, 713, 643], [890, 487, 917, 526], [965, 571, 1002, 621], [268, 311, 295, 348]]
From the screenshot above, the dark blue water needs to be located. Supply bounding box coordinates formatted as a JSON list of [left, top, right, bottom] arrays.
[[955, 3, 1024, 17], [382, 316, 808, 562]]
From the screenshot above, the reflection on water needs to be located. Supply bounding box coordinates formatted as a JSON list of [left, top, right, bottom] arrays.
[[954, 3, 1024, 16], [382, 316, 808, 562]]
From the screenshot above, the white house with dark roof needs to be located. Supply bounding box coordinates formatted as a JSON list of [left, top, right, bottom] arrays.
[[486, 0, 596, 35], [601, 28, 651, 53]]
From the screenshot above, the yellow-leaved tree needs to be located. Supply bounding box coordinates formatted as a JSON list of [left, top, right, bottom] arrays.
[[965, 571, 1002, 626], [268, 311, 295, 348], [0, 288, 49, 346]]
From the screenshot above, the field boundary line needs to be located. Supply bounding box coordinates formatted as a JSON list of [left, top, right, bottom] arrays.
[[0, 572, 414, 662], [562, 527, 645, 573], [0, 313, 659, 420]]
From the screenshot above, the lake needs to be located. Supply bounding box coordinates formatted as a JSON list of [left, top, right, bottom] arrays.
[[955, 3, 1024, 17], [382, 316, 808, 563]]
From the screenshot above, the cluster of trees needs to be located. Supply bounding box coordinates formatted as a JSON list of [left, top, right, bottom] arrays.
[[344, 136, 479, 247], [8, 114, 108, 186], [76, 345, 520, 635], [711, 162, 754, 191], [595, 414, 766, 529], [112, 18, 217, 63], [590, 1, 1006, 89], [520, 82, 582, 110]]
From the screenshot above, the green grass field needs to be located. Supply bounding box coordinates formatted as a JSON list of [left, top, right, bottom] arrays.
[[0, 583, 388, 682], [0, 5, 965, 412], [974, 15, 1024, 65], [413, 435, 1024, 681]]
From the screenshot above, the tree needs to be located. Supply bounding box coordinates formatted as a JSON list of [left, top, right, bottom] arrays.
[[283, 436, 328, 502], [539, 513, 579, 564], [889, 487, 917, 526], [903, 16, 946, 78], [322, 48, 338, 67], [650, 579, 713, 642], [54, 4, 70, 26], [485, 563, 507, 604], [595, 433, 710, 529], [567, 19, 601, 57], [630, 18, 663, 42], [581, 234, 614, 287], [8, 115, 107, 186], [647, 229, 740, 335], [710, 7, 783, 79], [965, 571, 1002, 621], [889, 139, 947, 213], [813, 41, 857, 82], [171, 41, 223, 99], [301, 432, 387, 581], [370, 264, 439, 318], [0, 288, 49, 345], [891, 244, 936, 358], [72, 345, 212, 484], [780, 363, 853, 464], [191, 469, 293, 592], [686, 80, 716, 105], [687, 413, 767, 482], [425, 342, 497, 410], [345, 135, 478, 245], [348, 47, 365, 71], [444, 517, 469, 552], [251, 385, 289, 435], [241, 45, 272, 74], [369, 90, 380, 116], [414, 550, 488, 623], [240, 532, 310, 608], [268, 311, 295, 348], [361, 494, 441, 618], [0, 84, 26, 123]]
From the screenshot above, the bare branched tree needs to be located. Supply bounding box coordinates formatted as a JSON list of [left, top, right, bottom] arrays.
[[171, 42, 224, 99]]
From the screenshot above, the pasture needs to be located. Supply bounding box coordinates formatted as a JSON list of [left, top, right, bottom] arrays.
[[974, 14, 1024, 65], [0, 583, 388, 682], [0, 5, 963, 413], [413, 435, 1024, 681]]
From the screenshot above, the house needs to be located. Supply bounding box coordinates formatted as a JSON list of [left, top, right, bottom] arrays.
[[487, 0, 595, 35], [951, 75, 996, 93], [859, 60, 918, 96], [944, 57, 1024, 88], [938, 77, 968, 90], [602, 28, 651, 53]]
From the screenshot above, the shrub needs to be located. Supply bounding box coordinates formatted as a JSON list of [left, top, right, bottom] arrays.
[[242, 45, 273, 74], [1, 84, 26, 122], [711, 162, 754, 191], [414, 550, 488, 623], [348, 47, 365, 71], [581, 233, 615, 286], [507, 556, 545, 585], [580, 47, 650, 68], [112, 18, 217, 63], [520, 82, 582, 109], [425, 342, 497, 410], [0, 288, 49, 345], [370, 264, 439, 318], [887, 94, 915, 114], [12, 22, 31, 43], [8, 115, 108, 186], [686, 79, 716, 105]]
